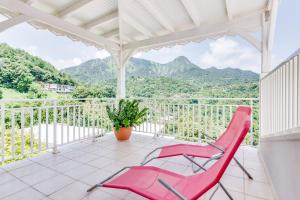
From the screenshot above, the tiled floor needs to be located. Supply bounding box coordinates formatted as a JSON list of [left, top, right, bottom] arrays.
[[0, 133, 275, 200]]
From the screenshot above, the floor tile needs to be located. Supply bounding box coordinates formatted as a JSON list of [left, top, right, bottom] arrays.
[[87, 157, 113, 169], [72, 153, 99, 163], [37, 156, 69, 167], [245, 180, 274, 199], [101, 160, 129, 173], [0, 172, 18, 185], [203, 185, 245, 200], [0, 179, 28, 199], [2, 187, 45, 200], [49, 181, 89, 200], [80, 169, 112, 186], [83, 189, 118, 200], [10, 163, 48, 178], [33, 174, 74, 195], [20, 168, 59, 186], [2, 159, 34, 171], [0, 167, 6, 174], [50, 160, 83, 173], [221, 175, 245, 193], [64, 164, 97, 179]]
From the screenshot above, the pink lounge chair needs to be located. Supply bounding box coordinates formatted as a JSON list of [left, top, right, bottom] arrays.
[[87, 106, 251, 200], [141, 106, 253, 179]]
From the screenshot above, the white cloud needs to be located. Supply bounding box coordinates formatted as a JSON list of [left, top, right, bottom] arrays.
[[200, 37, 260, 72], [136, 45, 185, 63], [133, 52, 142, 58], [48, 58, 82, 69], [94, 50, 110, 59]]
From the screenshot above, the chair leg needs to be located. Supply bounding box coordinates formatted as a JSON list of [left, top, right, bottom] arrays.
[[219, 183, 234, 200], [233, 157, 253, 180], [208, 184, 220, 200], [140, 147, 162, 165]]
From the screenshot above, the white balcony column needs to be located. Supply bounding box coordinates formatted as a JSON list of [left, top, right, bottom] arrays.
[[117, 52, 126, 99], [261, 0, 278, 76], [261, 13, 271, 76], [112, 47, 135, 99]]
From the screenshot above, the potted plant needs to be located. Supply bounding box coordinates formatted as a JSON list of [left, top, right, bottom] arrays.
[[106, 99, 148, 141]]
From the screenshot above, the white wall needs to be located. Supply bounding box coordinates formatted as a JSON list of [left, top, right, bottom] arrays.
[[259, 131, 300, 200]]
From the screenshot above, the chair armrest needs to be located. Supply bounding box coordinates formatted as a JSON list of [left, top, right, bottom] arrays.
[[158, 178, 187, 200]]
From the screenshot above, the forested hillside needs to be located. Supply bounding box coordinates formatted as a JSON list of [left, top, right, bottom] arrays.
[[64, 56, 259, 99], [0, 43, 75, 94], [63, 56, 258, 84]]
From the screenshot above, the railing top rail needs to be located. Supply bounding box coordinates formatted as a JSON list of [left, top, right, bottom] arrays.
[[127, 97, 259, 101], [261, 53, 300, 81], [0, 97, 259, 103]]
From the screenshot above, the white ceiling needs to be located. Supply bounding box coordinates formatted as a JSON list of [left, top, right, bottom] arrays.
[[0, 0, 275, 55]]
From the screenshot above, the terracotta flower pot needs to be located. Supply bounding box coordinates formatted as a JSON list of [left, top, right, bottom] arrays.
[[114, 127, 132, 141]]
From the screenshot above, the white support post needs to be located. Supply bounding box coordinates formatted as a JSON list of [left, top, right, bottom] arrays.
[[261, 0, 279, 76], [261, 12, 271, 75], [117, 60, 126, 99], [112, 47, 135, 99], [52, 99, 59, 154], [92, 99, 96, 142]]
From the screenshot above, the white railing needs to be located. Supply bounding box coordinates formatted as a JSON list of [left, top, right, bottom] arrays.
[[132, 98, 259, 145], [0, 97, 259, 164], [0, 98, 114, 164], [261, 53, 300, 136]]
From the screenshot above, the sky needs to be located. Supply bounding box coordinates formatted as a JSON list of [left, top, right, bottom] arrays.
[[0, 0, 299, 73]]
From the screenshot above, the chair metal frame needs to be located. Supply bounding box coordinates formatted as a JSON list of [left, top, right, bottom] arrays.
[[141, 133, 253, 180]]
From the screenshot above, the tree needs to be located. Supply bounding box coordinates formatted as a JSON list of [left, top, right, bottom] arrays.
[[27, 83, 47, 99], [72, 85, 92, 99], [13, 66, 33, 92]]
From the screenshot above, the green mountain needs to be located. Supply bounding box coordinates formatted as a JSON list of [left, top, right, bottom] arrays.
[[0, 43, 75, 93], [62, 56, 258, 84]]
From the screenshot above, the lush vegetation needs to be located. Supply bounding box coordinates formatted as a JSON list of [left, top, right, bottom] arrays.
[[63, 56, 258, 85], [64, 55, 259, 99], [0, 43, 75, 93], [72, 84, 115, 99]]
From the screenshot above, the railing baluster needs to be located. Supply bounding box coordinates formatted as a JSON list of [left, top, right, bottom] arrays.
[[250, 100, 254, 145], [216, 105, 219, 137], [222, 105, 225, 132], [197, 101, 201, 143], [78, 105, 81, 140], [1, 103, 5, 162], [192, 104, 195, 139], [205, 105, 207, 137], [46, 107, 49, 148], [21, 110, 25, 156], [30, 108, 33, 153], [73, 105, 76, 141], [87, 104, 90, 138], [182, 104, 185, 139], [11, 111, 15, 159], [92, 100, 95, 141], [67, 106, 70, 143], [83, 104, 86, 138], [38, 108, 41, 151], [52, 101, 58, 154], [61, 107, 64, 145], [177, 104, 180, 136]]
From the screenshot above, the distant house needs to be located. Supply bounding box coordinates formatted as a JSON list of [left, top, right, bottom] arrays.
[[43, 83, 74, 93]]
